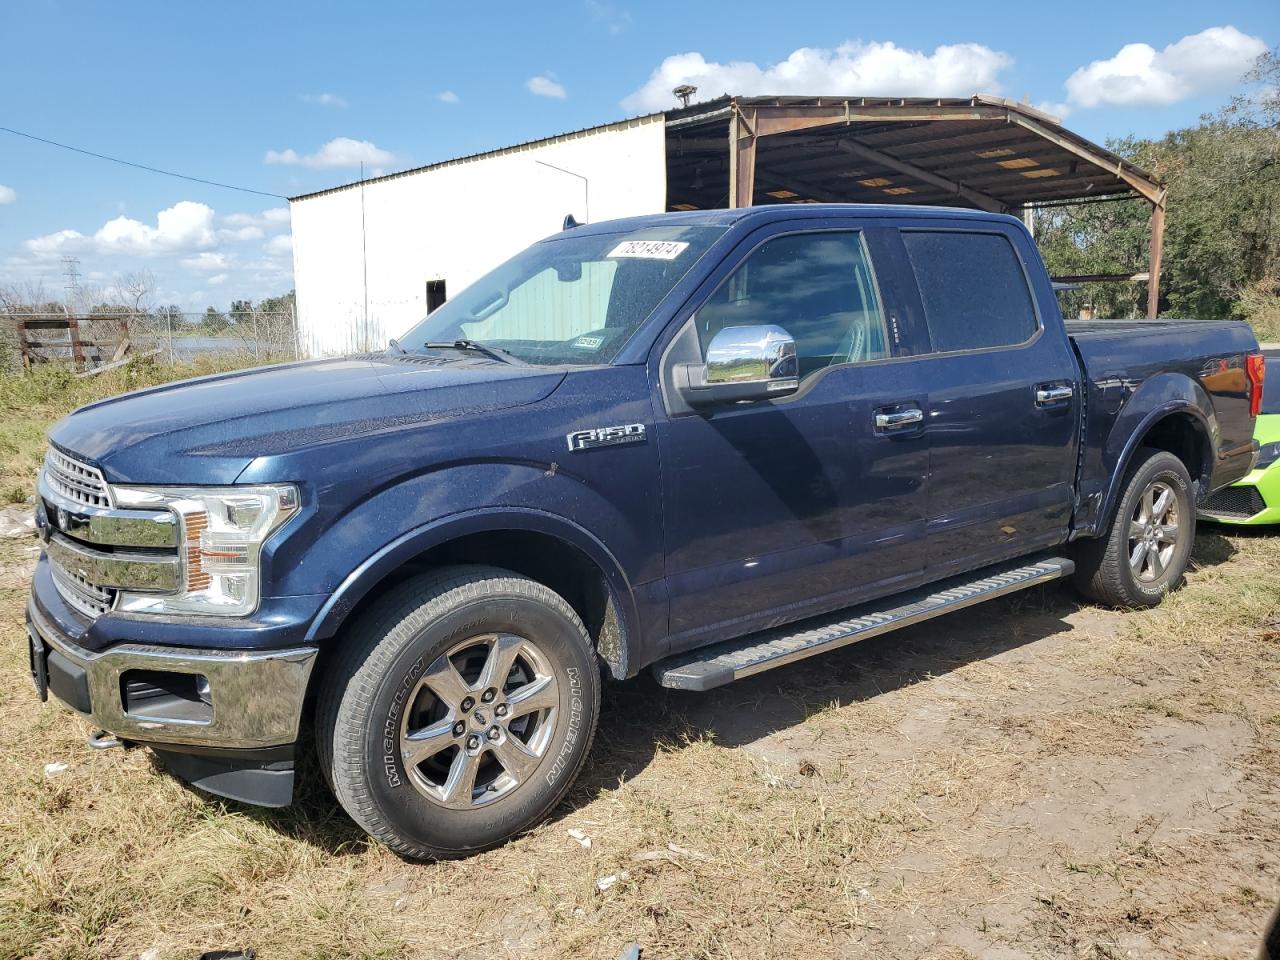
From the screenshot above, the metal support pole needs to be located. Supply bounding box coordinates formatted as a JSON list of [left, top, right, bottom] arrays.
[[729, 103, 757, 208], [1147, 197, 1166, 319]]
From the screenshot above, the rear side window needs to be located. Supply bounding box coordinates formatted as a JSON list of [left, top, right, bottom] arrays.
[[902, 231, 1038, 352]]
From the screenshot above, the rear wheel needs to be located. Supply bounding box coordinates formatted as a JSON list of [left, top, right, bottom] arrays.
[[1072, 448, 1195, 607], [316, 566, 600, 859]]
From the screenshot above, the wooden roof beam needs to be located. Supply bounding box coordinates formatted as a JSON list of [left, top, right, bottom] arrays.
[[837, 139, 1006, 213]]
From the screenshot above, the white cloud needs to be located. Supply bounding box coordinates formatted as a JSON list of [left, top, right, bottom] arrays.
[[300, 92, 348, 108], [218, 225, 264, 242], [264, 137, 395, 168], [436, 90, 460, 104], [208, 273, 228, 286], [223, 207, 290, 230], [527, 75, 567, 99], [25, 201, 218, 259], [0, 184, 15, 204], [1064, 26, 1266, 108], [586, 0, 631, 34], [266, 234, 293, 255], [622, 40, 1013, 111], [182, 252, 229, 271]]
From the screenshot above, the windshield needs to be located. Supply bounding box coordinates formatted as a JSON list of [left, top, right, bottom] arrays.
[[398, 224, 726, 365]]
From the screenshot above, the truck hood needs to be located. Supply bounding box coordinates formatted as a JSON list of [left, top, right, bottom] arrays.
[[49, 355, 566, 484]]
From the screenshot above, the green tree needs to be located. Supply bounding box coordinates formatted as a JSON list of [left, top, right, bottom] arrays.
[[1038, 49, 1279, 325]]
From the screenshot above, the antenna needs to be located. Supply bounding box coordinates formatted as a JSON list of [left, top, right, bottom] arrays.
[[673, 84, 697, 108]]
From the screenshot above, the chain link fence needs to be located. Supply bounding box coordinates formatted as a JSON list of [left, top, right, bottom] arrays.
[[1, 308, 299, 375]]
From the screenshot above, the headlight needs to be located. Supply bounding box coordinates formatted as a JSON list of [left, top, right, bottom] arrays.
[[1256, 441, 1280, 470], [111, 484, 298, 616]]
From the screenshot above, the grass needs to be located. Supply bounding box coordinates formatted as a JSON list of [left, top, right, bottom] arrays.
[[1, 361, 1279, 958]]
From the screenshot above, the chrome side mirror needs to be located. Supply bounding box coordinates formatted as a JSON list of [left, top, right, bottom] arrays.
[[676, 324, 799, 408]]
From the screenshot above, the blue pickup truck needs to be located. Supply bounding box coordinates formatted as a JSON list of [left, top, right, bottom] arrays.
[[27, 205, 1264, 859]]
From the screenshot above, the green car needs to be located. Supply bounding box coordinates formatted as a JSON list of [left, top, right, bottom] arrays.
[[1200, 351, 1280, 525]]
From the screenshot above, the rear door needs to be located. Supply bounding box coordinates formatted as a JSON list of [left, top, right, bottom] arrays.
[[885, 220, 1080, 577]]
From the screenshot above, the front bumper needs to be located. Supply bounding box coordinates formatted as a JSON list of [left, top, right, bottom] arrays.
[[27, 597, 317, 749], [1199, 464, 1280, 525], [27, 595, 318, 807]]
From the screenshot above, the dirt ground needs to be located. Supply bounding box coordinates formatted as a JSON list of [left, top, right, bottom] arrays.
[[2, 525, 1279, 960]]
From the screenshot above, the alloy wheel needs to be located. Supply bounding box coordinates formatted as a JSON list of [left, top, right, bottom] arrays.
[[399, 633, 559, 809]]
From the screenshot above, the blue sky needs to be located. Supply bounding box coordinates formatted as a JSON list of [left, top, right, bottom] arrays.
[[0, 0, 1275, 312]]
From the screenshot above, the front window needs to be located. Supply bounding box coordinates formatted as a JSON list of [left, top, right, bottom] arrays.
[[400, 224, 726, 365]]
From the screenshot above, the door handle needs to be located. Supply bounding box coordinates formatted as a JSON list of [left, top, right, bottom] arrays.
[[1035, 385, 1074, 406], [875, 408, 924, 429]]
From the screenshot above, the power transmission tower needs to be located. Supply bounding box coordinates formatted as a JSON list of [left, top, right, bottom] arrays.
[[62, 257, 82, 313]]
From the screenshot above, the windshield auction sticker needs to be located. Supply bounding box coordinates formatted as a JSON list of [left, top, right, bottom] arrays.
[[608, 240, 689, 260]]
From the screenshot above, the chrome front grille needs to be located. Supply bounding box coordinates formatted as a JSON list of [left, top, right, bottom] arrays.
[[44, 448, 112, 508], [39, 446, 179, 621], [49, 558, 117, 618]]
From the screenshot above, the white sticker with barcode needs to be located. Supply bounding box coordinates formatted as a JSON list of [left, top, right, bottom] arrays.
[[607, 240, 689, 260]]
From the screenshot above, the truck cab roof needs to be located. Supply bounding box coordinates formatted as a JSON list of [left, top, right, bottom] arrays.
[[550, 203, 1025, 240]]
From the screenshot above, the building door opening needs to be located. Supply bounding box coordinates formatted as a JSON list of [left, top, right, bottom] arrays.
[[426, 279, 447, 313]]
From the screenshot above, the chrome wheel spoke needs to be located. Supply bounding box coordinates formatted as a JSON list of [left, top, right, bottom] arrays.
[[506, 674, 558, 718], [421, 652, 472, 708], [1149, 545, 1167, 578], [491, 735, 540, 783], [1129, 538, 1150, 572], [1156, 523, 1179, 543], [1152, 487, 1174, 522], [402, 716, 457, 768], [478, 633, 524, 693], [440, 747, 482, 807], [1129, 520, 1147, 540], [1140, 488, 1154, 522]]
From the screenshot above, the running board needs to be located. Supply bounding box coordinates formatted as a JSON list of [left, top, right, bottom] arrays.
[[653, 556, 1075, 691]]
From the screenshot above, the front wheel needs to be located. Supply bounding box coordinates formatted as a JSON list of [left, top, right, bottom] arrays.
[[316, 566, 601, 859], [1072, 448, 1196, 607]]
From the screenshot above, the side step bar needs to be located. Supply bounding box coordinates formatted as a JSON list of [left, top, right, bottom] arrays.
[[653, 556, 1075, 691]]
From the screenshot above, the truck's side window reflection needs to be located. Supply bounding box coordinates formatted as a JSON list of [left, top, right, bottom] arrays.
[[695, 231, 889, 381]]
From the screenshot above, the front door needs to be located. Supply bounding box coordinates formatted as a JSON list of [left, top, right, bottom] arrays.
[[654, 223, 930, 653]]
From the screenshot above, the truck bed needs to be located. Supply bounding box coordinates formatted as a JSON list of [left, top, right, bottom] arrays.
[[1066, 316, 1260, 530]]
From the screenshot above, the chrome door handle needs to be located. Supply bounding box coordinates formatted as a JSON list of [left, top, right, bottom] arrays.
[[875, 408, 924, 429], [1035, 385, 1074, 405]]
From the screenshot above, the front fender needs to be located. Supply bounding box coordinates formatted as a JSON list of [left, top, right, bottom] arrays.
[[284, 459, 660, 676]]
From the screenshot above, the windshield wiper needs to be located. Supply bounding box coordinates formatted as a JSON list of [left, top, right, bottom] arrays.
[[386, 337, 408, 355], [423, 339, 523, 365]]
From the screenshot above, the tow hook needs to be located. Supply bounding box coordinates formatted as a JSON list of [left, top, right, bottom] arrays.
[[87, 729, 127, 750]]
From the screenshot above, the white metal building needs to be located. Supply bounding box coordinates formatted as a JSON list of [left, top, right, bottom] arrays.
[[289, 96, 1165, 355], [288, 115, 668, 356]]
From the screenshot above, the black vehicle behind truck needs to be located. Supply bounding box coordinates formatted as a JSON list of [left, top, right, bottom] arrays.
[[28, 204, 1262, 857]]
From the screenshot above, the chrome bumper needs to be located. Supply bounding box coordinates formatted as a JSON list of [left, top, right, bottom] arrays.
[[27, 599, 317, 750]]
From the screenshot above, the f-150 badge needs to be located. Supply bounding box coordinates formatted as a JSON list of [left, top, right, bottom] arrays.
[[566, 423, 646, 452]]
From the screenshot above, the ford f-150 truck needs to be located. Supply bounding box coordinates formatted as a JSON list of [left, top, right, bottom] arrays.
[[26, 204, 1264, 859]]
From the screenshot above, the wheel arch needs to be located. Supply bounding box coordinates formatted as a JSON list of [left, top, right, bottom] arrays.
[[306, 508, 640, 680], [1099, 400, 1214, 533]]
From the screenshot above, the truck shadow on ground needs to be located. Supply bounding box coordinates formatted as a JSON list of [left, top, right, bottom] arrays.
[[225, 531, 1242, 855], [576, 583, 1080, 799]]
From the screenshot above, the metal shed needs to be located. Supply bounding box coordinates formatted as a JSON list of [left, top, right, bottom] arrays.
[[288, 92, 1168, 355], [662, 95, 1166, 317]]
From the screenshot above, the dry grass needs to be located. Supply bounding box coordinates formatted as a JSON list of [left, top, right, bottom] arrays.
[[1, 365, 1279, 958]]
